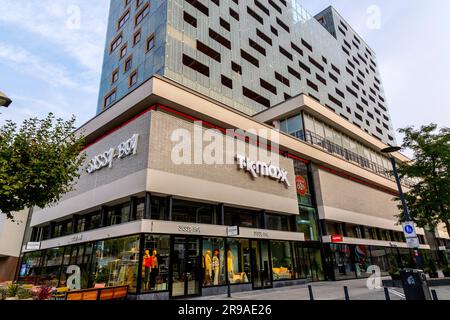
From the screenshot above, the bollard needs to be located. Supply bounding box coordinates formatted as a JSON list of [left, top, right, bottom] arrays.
[[344, 286, 350, 300], [431, 289, 438, 301], [384, 287, 391, 300], [308, 285, 314, 301]]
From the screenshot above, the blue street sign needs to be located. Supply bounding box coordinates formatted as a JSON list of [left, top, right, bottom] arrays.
[[404, 225, 414, 234]]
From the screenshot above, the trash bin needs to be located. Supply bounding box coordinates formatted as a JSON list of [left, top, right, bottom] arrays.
[[400, 269, 432, 300]]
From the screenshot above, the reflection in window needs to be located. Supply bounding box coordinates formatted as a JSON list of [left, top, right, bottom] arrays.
[[270, 241, 294, 280], [296, 207, 319, 241], [266, 213, 291, 231], [141, 235, 170, 292], [91, 236, 140, 293], [107, 203, 130, 226], [224, 207, 260, 228], [172, 199, 217, 224], [18, 251, 43, 285], [202, 238, 225, 287], [38, 248, 65, 287], [226, 239, 251, 284]]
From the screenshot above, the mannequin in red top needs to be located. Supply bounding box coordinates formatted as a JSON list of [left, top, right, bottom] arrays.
[[142, 249, 153, 290]]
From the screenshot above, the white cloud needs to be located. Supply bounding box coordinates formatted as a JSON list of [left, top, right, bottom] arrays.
[[0, 0, 109, 74]]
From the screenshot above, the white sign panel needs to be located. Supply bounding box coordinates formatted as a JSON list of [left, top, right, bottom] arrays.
[[227, 226, 240, 237], [236, 154, 291, 187], [402, 222, 417, 238], [26, 242, 41, 250], [406, 237, 420, 249], [86, 134, 139, 174]]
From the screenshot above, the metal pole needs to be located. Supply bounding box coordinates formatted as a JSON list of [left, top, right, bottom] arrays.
[[227, 281, 231, 298], [344, 286, 350, 300], [390, 157, 411, 221], [308, 285, 314, 301], [431, 289, 438, 301], [384, 287, 391, 300]]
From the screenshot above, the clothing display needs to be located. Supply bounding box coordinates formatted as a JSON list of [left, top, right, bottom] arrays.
[[203, 251, 212, 286], [212, 254, 220, 286], [149, 250, 159, 290], [142, 251, 152, 290]]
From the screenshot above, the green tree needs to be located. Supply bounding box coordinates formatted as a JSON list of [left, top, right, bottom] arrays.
[[396, 124, 450, 233], [0, 113, 85, 220]]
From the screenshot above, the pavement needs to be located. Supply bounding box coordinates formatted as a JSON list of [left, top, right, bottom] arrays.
[[189, 277, 450, 300]]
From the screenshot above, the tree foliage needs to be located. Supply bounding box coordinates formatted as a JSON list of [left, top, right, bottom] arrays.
[[0, 113, 85, 220], [396, 124, 450, 233]]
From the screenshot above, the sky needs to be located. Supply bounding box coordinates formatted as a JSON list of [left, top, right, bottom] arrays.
[[0, 0, 449, 148]]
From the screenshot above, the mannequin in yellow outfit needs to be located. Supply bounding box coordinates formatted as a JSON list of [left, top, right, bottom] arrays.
[[203, 250, 212, 286]]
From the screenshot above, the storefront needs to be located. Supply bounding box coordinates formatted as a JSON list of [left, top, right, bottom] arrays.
[[18, 226, 324, 299]]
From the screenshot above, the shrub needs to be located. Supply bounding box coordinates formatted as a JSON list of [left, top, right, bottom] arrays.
[[6, 283, 20, 297], [17, 288, 34, 300]]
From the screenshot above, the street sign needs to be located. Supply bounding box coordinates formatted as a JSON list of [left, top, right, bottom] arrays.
[[406, 237, 420, 249], [402, 222, 417, 238], [26, 242, 41, 250], [227, 226, 240, 237], [331, 235, 343, 243]]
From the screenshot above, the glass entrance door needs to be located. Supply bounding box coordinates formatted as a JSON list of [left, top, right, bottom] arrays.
[[170, 236, 201, 298], [251, 240, 272, 289]]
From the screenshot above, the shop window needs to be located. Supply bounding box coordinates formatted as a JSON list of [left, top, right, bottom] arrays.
[[202, 238, 225, 287], [141, 235, 170, 292], [18, 251, 43, 285], [224, 207, 260, 228], [38, 247, 65, 287], [107, 203, 130, 226], [172, 199, 218, 225], [226, 239, 251, 284], [270, 241, 294, 280], [91, 235, 140, 293]]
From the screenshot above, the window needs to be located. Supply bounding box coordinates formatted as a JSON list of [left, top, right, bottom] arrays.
[[129, 69, 138, 87], [112, 69, 119, 84], [124, 56, 133, 73], [275, 72, 289, 87], [247, 6, 263, 24], [257, 29, 272, 45], [133, 30, 141, 46], [172, 199, 218, 224], [219, 18, 230, 31], [141, 235, 170, 292], [224, 207, 260, 228], [266, 213, 291, 231], [202, 238, 225, 287], [107, 203, 130, 226], [117, 9, 130, 30], [119, 44, 127, 59], [279, 46, 293, 61], [185, 0, 209, 16], [183, 54, 210, 77], [229, 8, 239, 21], [135, 3, 150, 26], [260, 78, 277, 95], [231, 61, 242, 75], [301, 39, 312, 52], [270, 241, 294, 280], [183, 11, 197, 27], [242, 86, 270, 108], [91, 236, 140, 292], [276, 17, 290, 33], [104, 89, 117, 109], [197, 40, 221, 62], [146, 33, 155, 52], [249, 38, 266, 56], [110, 34, 123, 53], [221, 75, 233, 89], [209, 28, 231, 49], [241, 49, 259, 67], [226, 239, 251, 284]]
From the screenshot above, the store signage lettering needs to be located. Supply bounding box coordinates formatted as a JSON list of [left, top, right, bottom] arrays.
[[178, 225, 201, 234], [86, 134, 139, 174], [26, 242, 41, 250], [69, 235, 84, 244], [227, 226, 240, 237], [331, 235, 343, 243], [253, 231, 269, 238], [236, 154, 291, 187]]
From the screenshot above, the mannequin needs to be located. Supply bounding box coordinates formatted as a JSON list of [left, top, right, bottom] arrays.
[[227, 249, 234, 282], [212, 249, 220, 286], [203, 250, 212, 286], [142, 249, 153, 290], [150, 249, 159, 290]]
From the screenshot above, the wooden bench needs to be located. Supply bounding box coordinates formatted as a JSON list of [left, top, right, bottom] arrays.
[[66, 285, 129, 301]]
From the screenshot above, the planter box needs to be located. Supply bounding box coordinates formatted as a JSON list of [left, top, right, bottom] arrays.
[[5, 297, 19, 300]]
